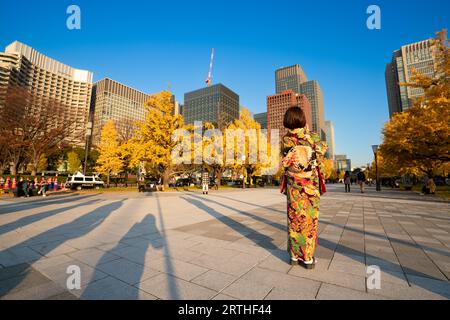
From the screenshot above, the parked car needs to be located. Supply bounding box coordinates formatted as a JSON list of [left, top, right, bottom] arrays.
[[175, 178, 192, 187], [65, 172, 104, 190]]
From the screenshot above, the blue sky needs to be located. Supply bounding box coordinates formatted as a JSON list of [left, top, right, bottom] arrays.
[[1, 0, 448, 166]]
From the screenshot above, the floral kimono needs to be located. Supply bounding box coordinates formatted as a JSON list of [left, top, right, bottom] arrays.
[[282, 127, 327, 262]]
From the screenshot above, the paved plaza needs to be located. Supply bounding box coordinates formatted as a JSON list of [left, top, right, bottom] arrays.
[[0, 185, 449, 300]]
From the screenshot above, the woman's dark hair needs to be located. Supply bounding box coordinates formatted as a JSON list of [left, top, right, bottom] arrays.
[[283, 106, 306, 130]]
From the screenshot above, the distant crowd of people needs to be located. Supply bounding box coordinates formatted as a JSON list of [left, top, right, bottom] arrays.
[[0, 176, 62, 197], [343, 171, 366, 193]]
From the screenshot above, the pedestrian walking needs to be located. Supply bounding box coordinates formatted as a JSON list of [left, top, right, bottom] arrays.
[[0, 176, 4, 190], [344, 171, 351, 193], [23, 178, 30, 197], [17, 177, 23, 197], [53, 177, 58, 191], [357, 171, 366, 193], [39, 177, 47, 197], [201, 169, 209, 195], [281, 106, 327, 269]]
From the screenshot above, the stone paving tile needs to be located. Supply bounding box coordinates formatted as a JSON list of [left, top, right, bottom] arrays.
[[28, 241, 78, 258], [76, 276, 158, 300], [257, 254, 292, 273], [68, 248, 121, 268], [328, 260, 367, 277], [0, 263, 67, 299], [138, 273, 217, 300], [108, 246, 165, 265], [212, 293, 238, 300], [0, 244, 44, 266], [264, 287, 317, 300], [95, 258, 161, 285], [406, 274, 450, 299], [191, 270, 237, 292], [222, 278, 273, 300], [45, 291, 78, 300], [146, 257, 210, 281], [288, 267, 366, 292], [241, 267, 321, 297], [190, 243, 241, 260], [35, 258, 109, 289], [367, 280, 447, 300], [189, 253, 259, 277], [316, 283, 385, 300]]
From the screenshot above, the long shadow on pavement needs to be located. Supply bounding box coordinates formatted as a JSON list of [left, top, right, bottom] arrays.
[[201, 193, 285, 215], [182, 196, 285, 263], [0, 199, 125, 298], [0, 194, 100, 215], [187, 194, 450, 298], [154, 194, 179, 299], [80, 214, 164, 300], [0, 198, 102, 236]]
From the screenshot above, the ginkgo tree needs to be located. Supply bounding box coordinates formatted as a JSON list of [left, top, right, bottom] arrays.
[[95, 120, 123, 187], [379, 29, 450, 177], [130, 91, 183, 188]]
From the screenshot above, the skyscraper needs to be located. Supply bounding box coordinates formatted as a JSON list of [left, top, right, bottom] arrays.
[[0, 41, 93, 146], [91, 78, 151, 144], [254, 112, 267, 129], [274, 65, 325, 136], [275, 64, 308, 93], [183, 83, 239, 128], [323, 120, 335, 160], [300, 80, 324, 135], [267, 90, 312, 143], [335, 155, 351, 173], [385, 38, 436, 118]]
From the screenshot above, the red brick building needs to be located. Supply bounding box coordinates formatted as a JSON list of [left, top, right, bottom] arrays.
[[267, 90, 312, 143]]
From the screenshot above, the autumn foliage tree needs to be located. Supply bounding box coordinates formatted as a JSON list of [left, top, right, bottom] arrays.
[[379, 30, 450, 177], [67, 151, 81, 173], [95, 120, 123, 187], [130, 91, 183, 188], [0, 86, 71, 175]]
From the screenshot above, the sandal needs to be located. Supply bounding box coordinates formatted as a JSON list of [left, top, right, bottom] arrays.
[[299, 257, 317, 269]]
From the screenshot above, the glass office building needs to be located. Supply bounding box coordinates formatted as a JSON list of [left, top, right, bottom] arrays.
[[91, 78, 151, 144], [385, 38, 436, 118], [183, 83, 239, 129], [0, 41, 93, 146]]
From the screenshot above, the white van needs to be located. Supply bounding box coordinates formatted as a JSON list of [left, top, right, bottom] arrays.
[[65, 172, 104, 190]]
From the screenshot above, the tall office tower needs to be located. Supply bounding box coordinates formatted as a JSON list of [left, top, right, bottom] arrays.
[[0, 41, 93, 146], [275, 64, 308, 93], [335, 155, 351, 173], [385, 38, 436, 118], [300, 80, 325, 136], [91, 78, 151, 144], [183, 83, 239, 128], [267, 90, 312, 143], [323, 120, 335, 160], [254, 112, 267, 129], [275, 65, 325, 136], [173, 101, 183, 116]]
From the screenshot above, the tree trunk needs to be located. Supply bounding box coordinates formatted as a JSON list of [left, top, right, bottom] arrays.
[[162, 167, 170, 189], [11, 164, 17, 176], [216, 167, 223, 186], [107, 174, 110, 188]]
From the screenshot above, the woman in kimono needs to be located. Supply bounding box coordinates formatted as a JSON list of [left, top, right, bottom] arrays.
[[281, 106, 328, 269]]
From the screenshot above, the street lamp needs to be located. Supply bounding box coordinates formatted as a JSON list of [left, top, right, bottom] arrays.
[[83, 122, 92, 176], [372, 145, 381, 191], [241, 155, 246, 189]]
